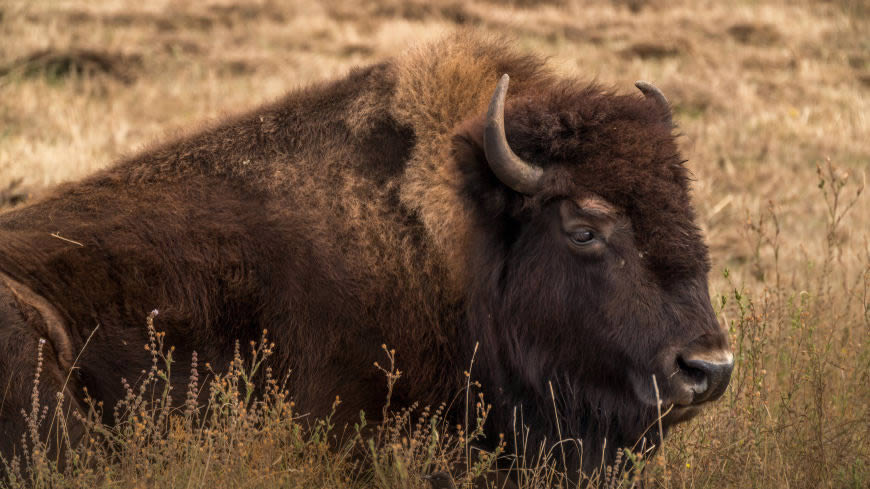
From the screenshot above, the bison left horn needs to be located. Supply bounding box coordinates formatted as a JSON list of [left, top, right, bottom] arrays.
[[635, 80, 673, 126], [484, 74, 543, 195]]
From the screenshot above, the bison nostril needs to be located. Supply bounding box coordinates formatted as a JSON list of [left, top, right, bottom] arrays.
[[676, 356, 708, 393], [675, 352, 734, 404]]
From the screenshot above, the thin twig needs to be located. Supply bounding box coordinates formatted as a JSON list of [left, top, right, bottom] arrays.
[[651, 374, 665, 453], [548, 381, 568, 477], [50, 232, 84, 247]]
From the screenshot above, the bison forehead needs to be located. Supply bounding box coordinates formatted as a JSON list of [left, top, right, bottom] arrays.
[[505, 82, 679, 167], [505, 83, 710, 280]]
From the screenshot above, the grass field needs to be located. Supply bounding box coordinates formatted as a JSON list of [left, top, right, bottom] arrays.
[[1, 0, 868, 487]]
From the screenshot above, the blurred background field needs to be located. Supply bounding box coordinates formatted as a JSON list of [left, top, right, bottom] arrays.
[[0, 0, 868, 488]]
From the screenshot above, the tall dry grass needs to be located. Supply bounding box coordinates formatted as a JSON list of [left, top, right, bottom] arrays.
[[1, 0, 868, 487]]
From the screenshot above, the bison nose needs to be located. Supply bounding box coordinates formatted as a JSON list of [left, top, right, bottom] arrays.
[[673, 351, 734, 405]]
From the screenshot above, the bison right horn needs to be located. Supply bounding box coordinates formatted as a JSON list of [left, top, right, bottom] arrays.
[[484, 74, 543, 195], [634, 80, 673, 126]]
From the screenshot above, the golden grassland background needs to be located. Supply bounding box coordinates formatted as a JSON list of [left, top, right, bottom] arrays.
[[0, 0, 868, 487]]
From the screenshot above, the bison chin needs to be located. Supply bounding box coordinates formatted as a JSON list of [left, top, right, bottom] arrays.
[[472, 364, 667, 481], [474, 340, 732, 480]]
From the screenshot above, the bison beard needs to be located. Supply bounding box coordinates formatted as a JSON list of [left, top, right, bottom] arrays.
[[0, 32, 732, 480]]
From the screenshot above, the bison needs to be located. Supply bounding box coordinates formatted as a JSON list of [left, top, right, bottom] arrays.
[[0, 33, 732, 478]]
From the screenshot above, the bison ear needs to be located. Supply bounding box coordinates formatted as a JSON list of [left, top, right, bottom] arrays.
[[634, 81, 673, 127]]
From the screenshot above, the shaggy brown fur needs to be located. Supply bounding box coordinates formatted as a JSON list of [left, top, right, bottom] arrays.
[[0, 32, 729, 478]]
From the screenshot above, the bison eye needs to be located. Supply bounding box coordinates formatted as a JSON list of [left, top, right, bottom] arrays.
[[570, 229, 596, 246]]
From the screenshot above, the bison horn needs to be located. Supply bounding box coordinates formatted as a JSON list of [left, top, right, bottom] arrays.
[[484, 74, 543, 195], [634, 80, 673, 126]]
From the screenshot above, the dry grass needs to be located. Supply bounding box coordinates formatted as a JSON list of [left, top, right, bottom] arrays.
[[1, 0, 868, 487]]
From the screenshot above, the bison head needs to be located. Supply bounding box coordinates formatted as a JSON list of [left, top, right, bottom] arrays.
[[454, 75, 733, 475]]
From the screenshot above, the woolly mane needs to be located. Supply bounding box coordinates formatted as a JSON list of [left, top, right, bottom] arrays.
[[388, 33, 556, 285]]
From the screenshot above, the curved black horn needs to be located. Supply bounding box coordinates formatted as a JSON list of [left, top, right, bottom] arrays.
[[635, 80, 672, 126], [484, 74, 543, 195]]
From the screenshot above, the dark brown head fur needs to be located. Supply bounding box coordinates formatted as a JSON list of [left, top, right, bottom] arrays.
[[0, 32, 731, 479]]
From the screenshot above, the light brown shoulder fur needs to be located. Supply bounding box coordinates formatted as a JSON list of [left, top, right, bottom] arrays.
[[388, 32, 554, 283]]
